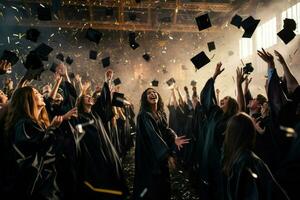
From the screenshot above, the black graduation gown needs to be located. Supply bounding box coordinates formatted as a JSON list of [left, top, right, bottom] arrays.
[[8, 118, 60, 200], [224, 151, 289, 200], [76, 111, 128, 200], [167, 104, 178, 133], [134, 110, 176, 200]]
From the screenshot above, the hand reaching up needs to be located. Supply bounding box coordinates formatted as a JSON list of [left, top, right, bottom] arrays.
[[236, 67, 247, 85], [213, 62, 225, 80], [274, 50, 286, 65], [257, 48, 274, 68]]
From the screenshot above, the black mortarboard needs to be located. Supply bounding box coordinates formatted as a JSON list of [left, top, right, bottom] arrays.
[[113, 78, 122, 86], [129, 32, 140, 49], [191, 51, 210, 70], [37, 5, 52, 21], [241, 16, 260, 38], [33, 43, 53, 61], [56, 53, 64, 61], [102, 57, 110, 68], [283, 18, 297, 31], [86, 28, 102, 44], [277, 28, 296, 44], [130, 41, 140, 50], [151, 80, 159, 87], [129, 12, 137, 21], [66, 56, 73, 65], [89, 50, 97, 60], [26, 28, 40, 42], [24, 51, 44, 70], [1, 50, 19, 65], [243, 63, 254, 74], [195, 13, 212, 31], [112, 92, 125, 107], [50, 62, 58, 73], [191, 80, 197, 86], [207, 41, 216, 52], [231, 14, 243, 28], [143, 53, 151, 62], [105, 8, 114, 16], [166, 78, 176, 86]]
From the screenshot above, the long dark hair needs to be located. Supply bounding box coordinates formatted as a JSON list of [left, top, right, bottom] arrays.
[[223, 96, 239, 119], [139, 88, 165, 114], [223, 112, 256, 176]]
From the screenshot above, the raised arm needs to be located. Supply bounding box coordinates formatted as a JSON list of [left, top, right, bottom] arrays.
[[175, 86, 185, 106], [49, 73, 63, 99], [236, 67, 247, 112]]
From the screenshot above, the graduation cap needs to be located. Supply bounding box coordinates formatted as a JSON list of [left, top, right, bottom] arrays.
[[243, 63, 254, 74], [66, 56, 73, 65], [112, 92, 125, 107], [102, 57, 110, 68], [143, 53, 151, 62], [50, 62, 58, 73], [191, 51, 210, 70], [195, 13, 212, 31], [230, 14, 243, 28], [191, 80, 197, 86], [26, 28, 40, 42], [86, 28, 102, 44], [166, 78, 176, 86], [56, 53, 64, 61], [207, 41, 216, 52], [129, 32, 140, 49], [89, 50, 97, 60], [24, 51, 44, 70], [241, 16, 260, 38], [113, 78, 122, 86], [277, 18, 297, 44], [33, 43, 53, 61], [37, 5, 52, 21], [1, 50, 19, 65], [151, 80, 159, 87], [130, 41, 140, 50]]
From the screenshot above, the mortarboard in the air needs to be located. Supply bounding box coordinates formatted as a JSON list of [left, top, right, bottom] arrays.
[[112, 92, 125, 107], [207, 41, 216, 52], [129, 12, 137, 21], [195, 13, 212, 31], [1, 50, 19, 65], [26, 28, 40, 42], [113, 78, 122, 86], [37, 5, 52, 21], [191, 51, 210, 70], [24, 51, 44, 70], [129, 32, 140, 49], [33, 43, 53, 61], [86, 28, 102, 44], [191, 80, 197, 86], [151, 80, 159, 87], [231, 14, 243, 28], [277, 18, 297, 44], [241, 16, 260, 38], [102, 57, 110, 68], [56, 53, 64, 62], [89, 50, 97, 60], [143, 53, 151, 62], [243, 63, 254, 74], [130, 41, 140, 50], [66, 56, 73, 65], [166, 78, 176, 86]]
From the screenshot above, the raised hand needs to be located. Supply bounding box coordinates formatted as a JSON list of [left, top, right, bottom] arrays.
[[213, 62, 225, 80], [50, 115, 63, 128], [236, 67, 247, 85], [274, 50, 286, 65], [63, 107, 78, 120], [175, 135, 190, 151], [245, 76, 252, 86], [257, 48, 274, 67]]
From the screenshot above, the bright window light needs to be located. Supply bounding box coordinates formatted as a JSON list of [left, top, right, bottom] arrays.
[[256, 17, 277, 49], [282, 2, 300, 34], [239, 38, 253, 59]]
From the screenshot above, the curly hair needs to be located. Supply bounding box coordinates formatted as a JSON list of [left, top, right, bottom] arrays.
[[139, 88, 165, 114]]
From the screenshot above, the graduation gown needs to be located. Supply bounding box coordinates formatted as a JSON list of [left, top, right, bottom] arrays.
[[224, 150, 289, 200], [134, 110, 176, 200], [76, 111, 128, 200], [8, 118, 60, 200]]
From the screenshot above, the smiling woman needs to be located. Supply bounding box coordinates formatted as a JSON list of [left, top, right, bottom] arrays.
[[133, 88, 189, 200]]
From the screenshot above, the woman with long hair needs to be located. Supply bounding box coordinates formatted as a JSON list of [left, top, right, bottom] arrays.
[[4, 86, 64, 199], [134, 88, 189, 200], [75, 92, 128, 199], [223, 112, 289, 200]]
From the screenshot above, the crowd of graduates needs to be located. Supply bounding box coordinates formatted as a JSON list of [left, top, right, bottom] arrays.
[[0, 47, 300, 200]]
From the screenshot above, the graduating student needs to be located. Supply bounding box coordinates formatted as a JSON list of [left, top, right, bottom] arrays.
[[75, 92, 128, 199], [222, 112, 289, 200], [134, 88, 189, 200]]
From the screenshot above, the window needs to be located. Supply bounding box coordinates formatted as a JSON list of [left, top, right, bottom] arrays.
[[256, 17, 277, 49], [282, 2, 300, 34], [239, 38, 253, 59]]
